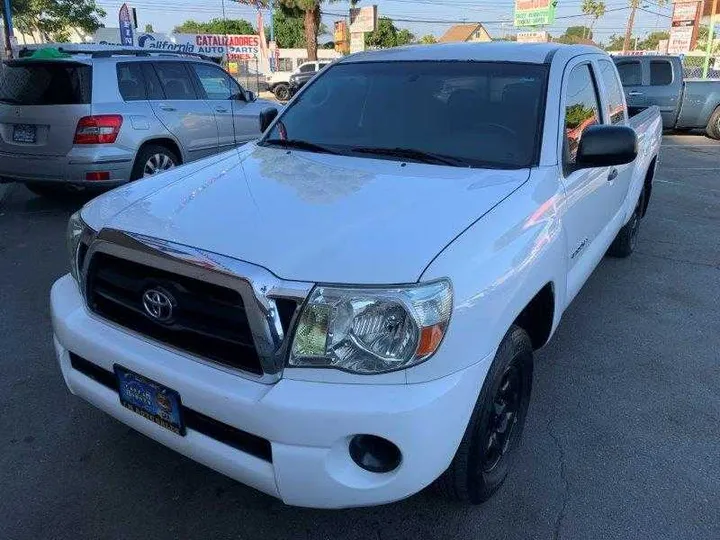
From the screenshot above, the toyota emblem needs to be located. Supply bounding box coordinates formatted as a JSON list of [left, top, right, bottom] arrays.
[[142, 288, 174, 322]]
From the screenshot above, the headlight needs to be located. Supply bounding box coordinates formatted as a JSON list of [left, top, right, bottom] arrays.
[[67, 211, 93, 282], [289, 280, 452, 374]]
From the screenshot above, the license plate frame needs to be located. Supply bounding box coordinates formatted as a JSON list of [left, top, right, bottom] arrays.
[[114, 365, 186, 436], [12, 124, 37, 144]]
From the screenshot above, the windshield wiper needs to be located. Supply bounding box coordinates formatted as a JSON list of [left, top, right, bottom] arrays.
[[351, 147, 470, 167], [263, 138, 340, 155]]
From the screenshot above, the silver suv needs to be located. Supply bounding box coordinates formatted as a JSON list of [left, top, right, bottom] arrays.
[[0, 49, 277, 197]]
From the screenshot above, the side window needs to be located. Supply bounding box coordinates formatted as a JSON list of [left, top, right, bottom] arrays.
[[319, 62, 329, 70], [141, 64, 164, 99], [116, 62, 146, 101], [598, 60, 626, 125], [191, 63, 238, 100], [298, 63, 314, 73], [616, 61, 642, 86], [153, 62, 197, 100], [564, 64, 601, 165], [650, 61, 673, 85]]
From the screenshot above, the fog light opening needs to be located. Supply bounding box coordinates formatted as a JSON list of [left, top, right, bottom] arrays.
[[349, 435, 402, 474]]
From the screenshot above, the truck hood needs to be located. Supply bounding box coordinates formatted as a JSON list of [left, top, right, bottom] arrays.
[[83, 145, 529, 284]]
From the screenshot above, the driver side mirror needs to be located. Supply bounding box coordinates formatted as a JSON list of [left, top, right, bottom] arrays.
[[259, 107, 279, 133], [576, 125, 637, 168], [245, 90, 257, 102]]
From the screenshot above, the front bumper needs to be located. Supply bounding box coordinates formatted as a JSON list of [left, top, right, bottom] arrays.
[[51, 274, 492, 508], [0, 147, 133, 187]]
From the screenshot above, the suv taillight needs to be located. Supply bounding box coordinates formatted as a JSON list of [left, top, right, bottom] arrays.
[[74, 115, 123, 144]]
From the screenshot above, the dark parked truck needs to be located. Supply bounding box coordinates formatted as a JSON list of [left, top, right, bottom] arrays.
[[613, 55, 720, 139]]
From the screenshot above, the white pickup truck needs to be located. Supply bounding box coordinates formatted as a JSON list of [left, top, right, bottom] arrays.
[[51, 43, 661, 509]]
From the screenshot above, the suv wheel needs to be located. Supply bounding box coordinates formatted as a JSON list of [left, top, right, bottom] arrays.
[[273, 83, 291, 102], [437, 325, 533, 504], [131, 145, 179, 180]]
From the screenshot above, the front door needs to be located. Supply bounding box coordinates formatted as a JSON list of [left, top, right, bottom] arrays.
[[147, 61, 218, 162]]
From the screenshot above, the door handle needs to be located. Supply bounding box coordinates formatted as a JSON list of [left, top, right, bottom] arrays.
[[608, 168, 618, 181], [628, 91, 644, 96], [215, 106, 229, 113], [158, 104, 176, 111]]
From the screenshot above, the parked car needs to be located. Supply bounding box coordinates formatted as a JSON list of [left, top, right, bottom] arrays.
[[613, 54, 720, 138], [0, 48, 276, 198], [51, 43, 661, 508], [268, 60, 330, 101]]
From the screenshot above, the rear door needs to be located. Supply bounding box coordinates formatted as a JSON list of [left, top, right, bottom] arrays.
[[614, 59, 645, 115], [147, 61, 218, 161], [0, 60, 92, 157], [645, 58, 681, 126], [189, 62, 243, 150]]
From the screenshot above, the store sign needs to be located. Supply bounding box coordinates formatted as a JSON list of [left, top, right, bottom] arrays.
[[118, 4, 134, 46], [517, 30, 549, 42], [134, 33, 260, 59], [350, 6, 378, 33], [514, 0, 556, 27], [668, 1, 702, 54], [350, 32, 366, 54]]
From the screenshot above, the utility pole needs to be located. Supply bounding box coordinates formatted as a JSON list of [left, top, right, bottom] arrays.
[[1, 0, 13, 59], [702, 0, 718, 78], [623, 0, 638, 53]]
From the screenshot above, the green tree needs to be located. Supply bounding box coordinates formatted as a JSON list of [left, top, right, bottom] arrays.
[[604, 33, 627, 50], [144, 24, 154, 33], [366, 17, 414, 48], [638, 30, 669, 51], [581, 0, 606, 39], [13, 0, 105, 41], [556, 25, 592, 44], [173, 18, 256, 35], [271, 8, 306, 48], [419, 34, 437, 44], [278, 0, 349, 61]]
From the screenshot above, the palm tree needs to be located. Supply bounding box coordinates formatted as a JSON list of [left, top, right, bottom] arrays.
[[581, 0, 606, 40], [279, 0, 357, 61]]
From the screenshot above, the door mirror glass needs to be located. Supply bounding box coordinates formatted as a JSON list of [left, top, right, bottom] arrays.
[[245, 90, 257, 102], [576, 125, 637, 168], [259, 107, 279, 132]]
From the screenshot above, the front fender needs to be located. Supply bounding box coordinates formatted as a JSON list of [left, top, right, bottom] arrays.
[[411, 168, 566, 384]]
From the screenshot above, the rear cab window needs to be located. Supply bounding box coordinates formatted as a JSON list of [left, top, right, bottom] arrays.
[[0, 61, 92, 105], [597, 59, 626, 124], [616, 61, 642, 86], [563, 64, 601, 166], [650, 60, 673, 85]]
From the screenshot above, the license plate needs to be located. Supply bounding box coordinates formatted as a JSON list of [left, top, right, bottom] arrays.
[[13, 124, 37, 144], [114, 365, 185, 435]]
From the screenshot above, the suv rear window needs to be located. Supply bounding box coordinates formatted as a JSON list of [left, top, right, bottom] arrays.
[[0, 61, 92, 105]]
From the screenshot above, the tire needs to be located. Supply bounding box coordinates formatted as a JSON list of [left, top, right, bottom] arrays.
[[705, 107, 720, 140], [608, 187, 644, 258], [273, 83, 291, 102], [437, 325, 534, 504], [131, 144, 180, 181]]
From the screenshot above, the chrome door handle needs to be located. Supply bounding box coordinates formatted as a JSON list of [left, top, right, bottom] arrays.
[[158, 104, 176, 111], [608, 168, 618, 181], [215, 106, 229, 113], [628, 91, 644, 96]]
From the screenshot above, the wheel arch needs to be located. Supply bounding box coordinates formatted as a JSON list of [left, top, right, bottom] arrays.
[[512, 282, 556, 350], [135, 137, 184, 166]]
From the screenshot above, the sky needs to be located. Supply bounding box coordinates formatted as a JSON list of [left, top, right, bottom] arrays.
[[96, 0, 675, 46]]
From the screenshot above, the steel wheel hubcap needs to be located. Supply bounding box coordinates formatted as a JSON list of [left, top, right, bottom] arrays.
[[143, 153, 175, 177], [482, 364, 522, 473]]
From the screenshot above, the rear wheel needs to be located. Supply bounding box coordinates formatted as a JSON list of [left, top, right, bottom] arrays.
[[273, 83, 291, 102], [131, 144, 179, 181], [608, 187, 644, 258], [705, 107, 720, 140], [437, 325, 533, 504]]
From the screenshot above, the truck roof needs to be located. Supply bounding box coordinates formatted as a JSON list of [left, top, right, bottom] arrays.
[[341, 42, 602, 65]]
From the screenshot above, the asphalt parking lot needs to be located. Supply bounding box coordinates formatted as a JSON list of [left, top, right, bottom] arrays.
[[1, 134, 719, 540]]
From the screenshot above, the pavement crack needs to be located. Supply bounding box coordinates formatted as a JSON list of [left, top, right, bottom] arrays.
[[547, 419, 569, 540]]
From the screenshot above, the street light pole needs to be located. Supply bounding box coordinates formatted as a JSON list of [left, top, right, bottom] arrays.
[[702, 0, 718, 78]]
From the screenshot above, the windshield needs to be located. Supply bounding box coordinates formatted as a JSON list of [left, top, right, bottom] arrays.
[[0, 61, 92, 105], [261, 61, 548, 169]]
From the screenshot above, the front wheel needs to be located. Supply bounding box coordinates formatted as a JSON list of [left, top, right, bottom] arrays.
[[705, 106, 720, 140], [437, 325, 533, 504], [273, 83, 291, 102]]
